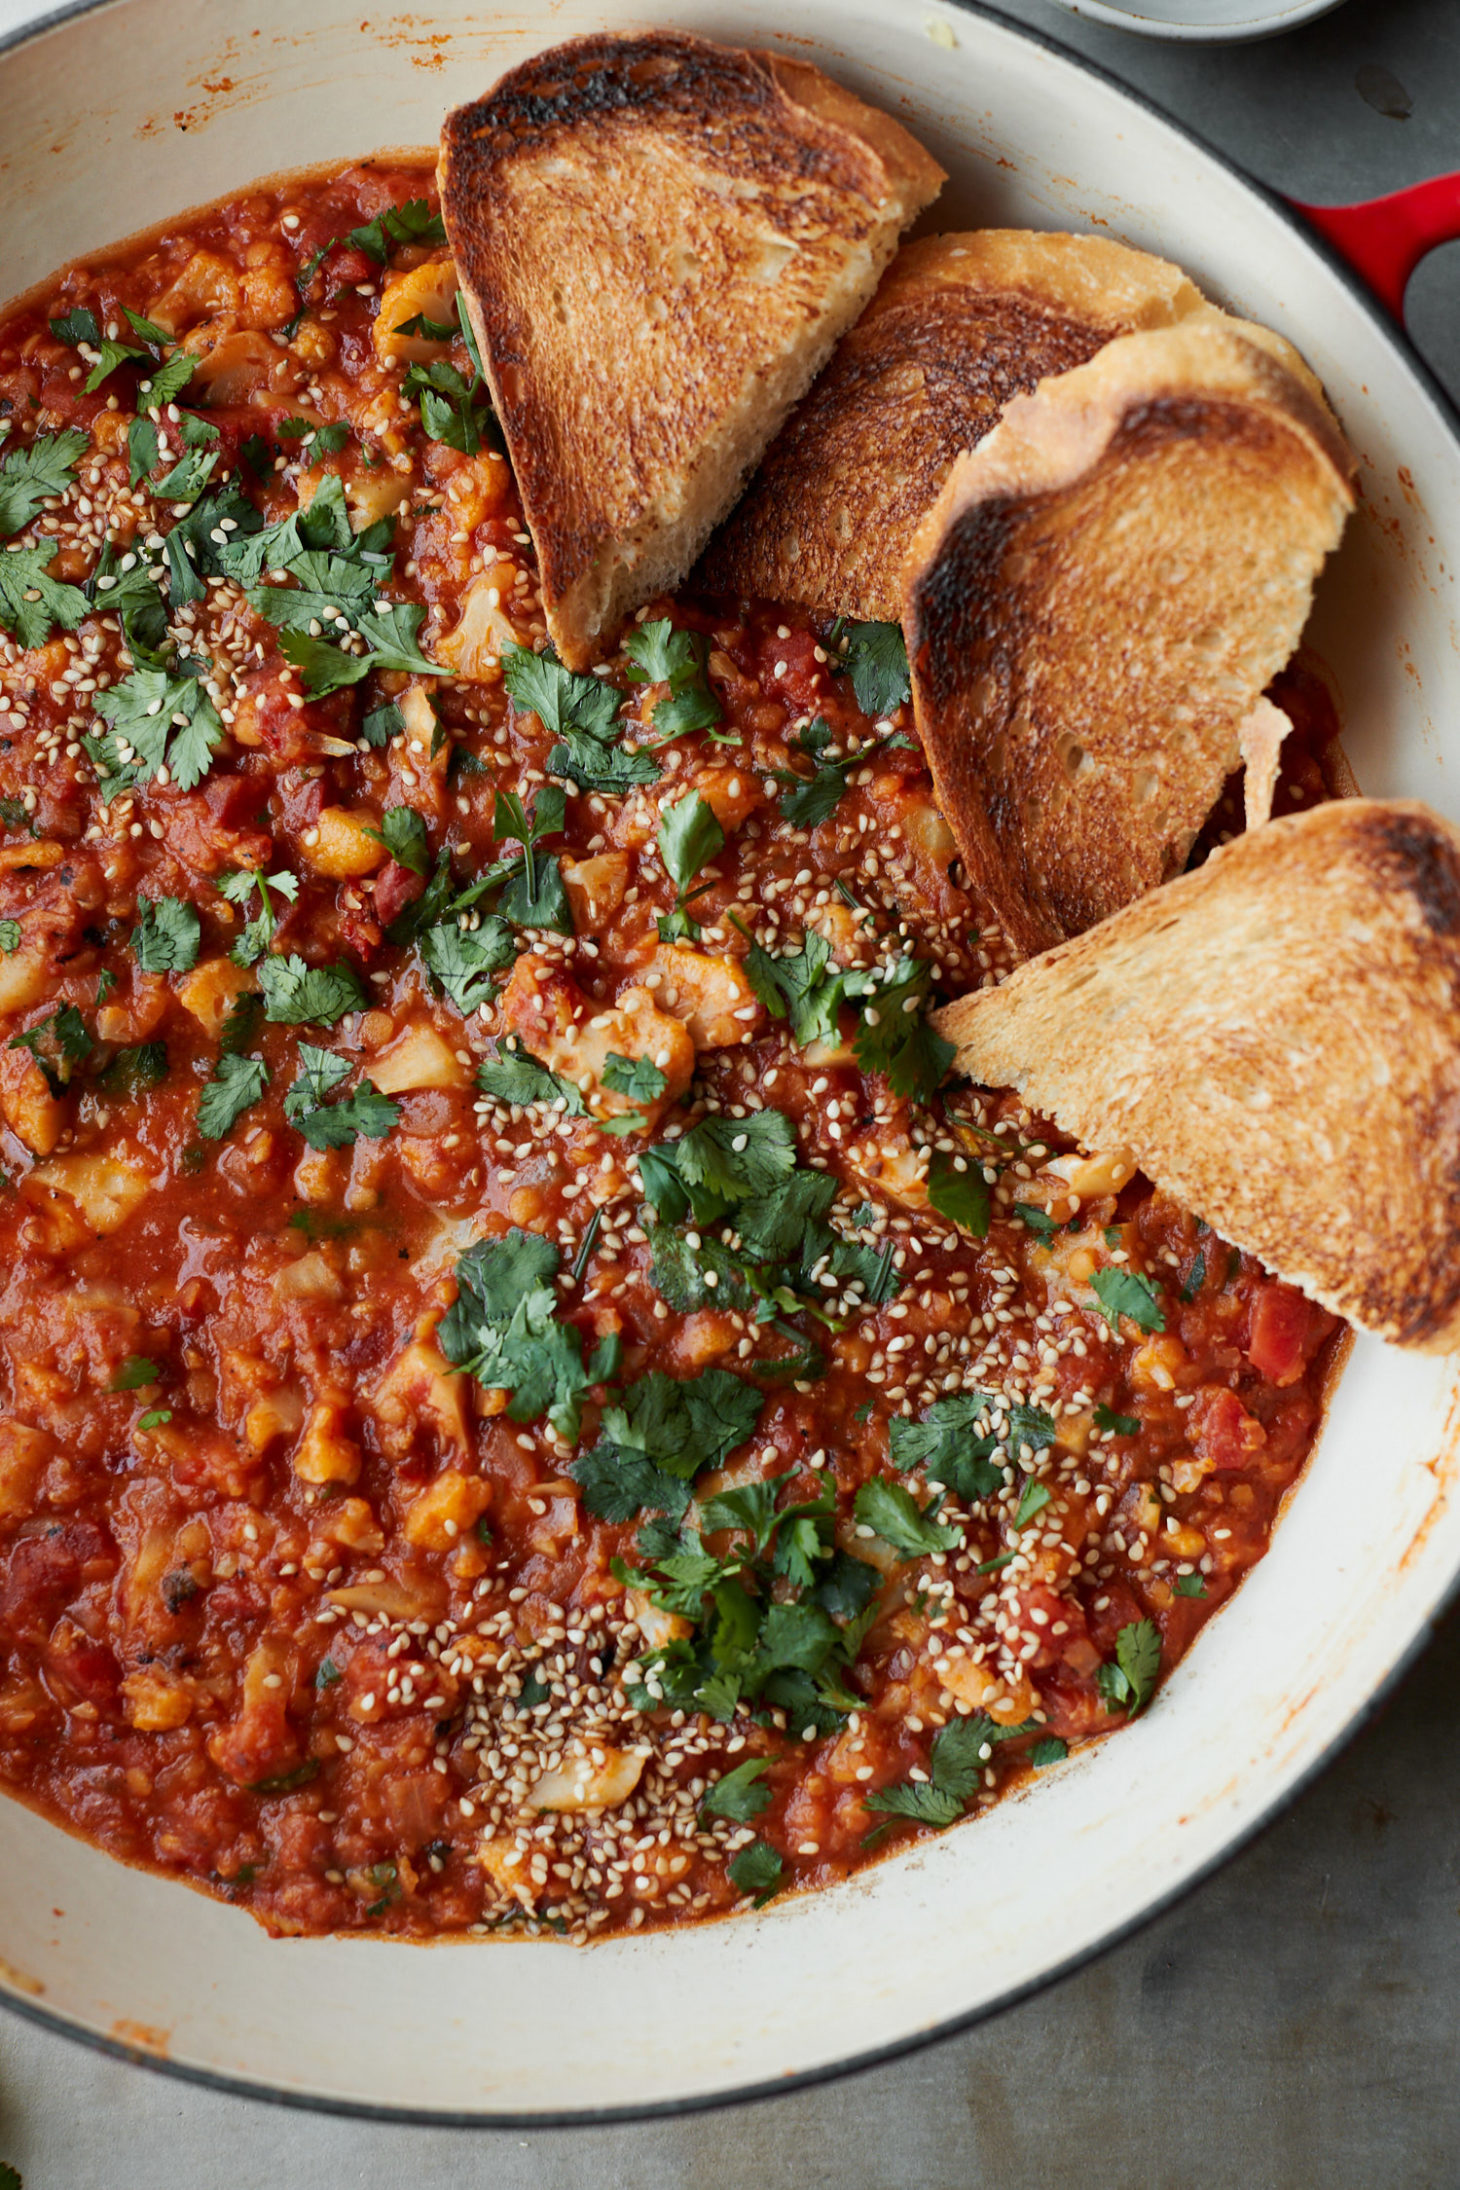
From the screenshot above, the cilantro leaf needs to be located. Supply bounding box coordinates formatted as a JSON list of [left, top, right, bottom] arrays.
[[503, 644, 616, 739], [137, 350, 198, 412], [87, 665, 224, 796], [837, 620, 911, 717], [221, 867, 299, 968], [83, 338, 149, 392], [602, 1052, 667, 1105], [1030, 1737, 1069, 1767], [1180, 1250, 1207, 1302], [475, 1045, 586, 1113], [439, 1228, 618, 1443], [671, 1108, 798, 1215], [865, 1713, 1013, 1830], [699, 1757, 772, 1824], [365, 806, 429, 875], [403, 358, 497, 455], [277, 629, 371, 697], [283, 1044, 399, 1149], [350, 198, 447, 262], [1013, 1478, 1052, 1530], [95, 1040, 167, 1094], [658, 791, 724, 897], [0, 428, 89, 538], [853, 1477, 960, 1558], [624, 617, 722, 739], [852, 955, 954, 1105], [257, 954, 366, 1027], [130, 894, 201, 974], [1013, 1202, 1061, 1241], [9, 1003, 92, 1090], [86, 538, 169, 665], [887, 1391, 1056, 1506], [152, 413, 220, 504], [361, 701, 403, 748], [736, 925, 857, 1051], [1097, 1618, 1162, 1718], [1093, 1403, 1140, 1437], [197, 1051, 269, 1139], [109, 1355, 161, 1391], [1090, 1268, 1166, 1336], [50, 306, 100, 346], [727, 1840, 784, 1907], [1173, 1574, 1207, 1599], [420, 914, 518, 1013], [927, 1150, 990, 1237], [0, 543, 88, 650]]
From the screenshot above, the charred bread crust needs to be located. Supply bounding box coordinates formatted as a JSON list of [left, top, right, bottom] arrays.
[[903, 315, 1355, 961], [440, 31, 943, 668], [935, 798, 1460, 1352], [701, 230, 1205, 620]]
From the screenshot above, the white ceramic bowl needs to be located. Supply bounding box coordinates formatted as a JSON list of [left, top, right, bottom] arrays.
[[1042, 0, 1348, 44], [1, 0, 1458, 2125]]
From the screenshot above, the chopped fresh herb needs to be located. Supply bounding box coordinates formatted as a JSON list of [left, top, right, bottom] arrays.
[[1013, 1478, 1052, 1530], [0, 427, 89, 538], [1096, 1618, 1162, 1718], [278, 416, 350, 456], [403, 357, 497, 454], [491, 785, 573, 933], [1173, 1574, 1207, 1599], [1013, 1201, 1061, 1241], [283, 1043, 400, 1149], [698, 1756, 773, 1824], [86, 537, 169, 665], [349, 198, 447, 262], [837, 620, 911, 717], [420, 914, 518, 1014], [50, 306, 100, 347], [888, 1390, 1055, 1505], [8, 1003, 91, 1090], [364, 805, 429, 876], [727, 1840, 784, 1907], [257, 955, 365, 1027], [439, 1229, 621, 1443], [1090, 1267, 1166, 1336], [1093, 1403, 1140, 1438], [851, 955, 954, 1105], [394, 308, 459, 342], [152, 412, 221, 504], [735, 923, 864, 1051], [197, 1051, 270, 1140], [866, 1713, 1014, 1830], [656, 791, 724, 942], [361, 701, 404, 748], [0, 796, 34, 838], [87, 664, 224, 797], [927, 1150, 990, 1237], [137, 1409, 173, 1432], [1181, 1250, 1207, 1301], [0, 542, 88, 650], [624, 617, 722, 739], [138, 349, 198, 412], [219, 867, 299, 969], [1030, 1737, 1068, 1767], [109, 1355, 161, 1392], [129, 894, 201, 974], [96, 1041, 167, 1094], [771, 715, 913, 830], [572, 1366, 764, 1523], [475, 1045, 586, 1114], [601, 1052, 667, 1105], [315, 1657, 342, 1689], [853, 1477, 959, 1558], [121, 305, 173, 349]]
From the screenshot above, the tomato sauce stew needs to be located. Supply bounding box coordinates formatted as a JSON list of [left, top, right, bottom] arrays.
[[0, 164, 1341, 1940]]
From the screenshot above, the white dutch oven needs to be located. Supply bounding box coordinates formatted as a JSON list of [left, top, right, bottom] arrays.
[[1, 0, 1459, 2125]]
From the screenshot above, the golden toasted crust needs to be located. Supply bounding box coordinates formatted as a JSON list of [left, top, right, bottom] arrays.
[[902, 315, 1355, 960], [934, 799, 1460, 1352], [439, 32, 943, 669], [699, 229, 1204, 619]]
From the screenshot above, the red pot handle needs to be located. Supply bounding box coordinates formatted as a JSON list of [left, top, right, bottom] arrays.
[[1286, 172, 1460, 322]]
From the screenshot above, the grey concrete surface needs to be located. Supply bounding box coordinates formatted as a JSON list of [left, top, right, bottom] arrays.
[[0, 0, 1458, 2183]]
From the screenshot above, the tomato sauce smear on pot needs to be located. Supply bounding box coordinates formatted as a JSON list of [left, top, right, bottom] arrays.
[[0, 165, 1341, 1941]]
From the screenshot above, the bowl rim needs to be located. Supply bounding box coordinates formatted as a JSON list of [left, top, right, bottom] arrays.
[[1041, 0, 1346, 43], [0, 0, 1456, 2129]]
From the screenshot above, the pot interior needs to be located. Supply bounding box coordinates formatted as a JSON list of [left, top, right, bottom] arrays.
[[0, 0, 1458, 2121]]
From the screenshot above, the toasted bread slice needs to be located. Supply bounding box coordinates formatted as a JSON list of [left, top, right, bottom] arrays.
[[439, 33, 943, 670], [934, 798, 1460, 1351], [903, 315, 1355, 960], [699, 229, 1204, 620]]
